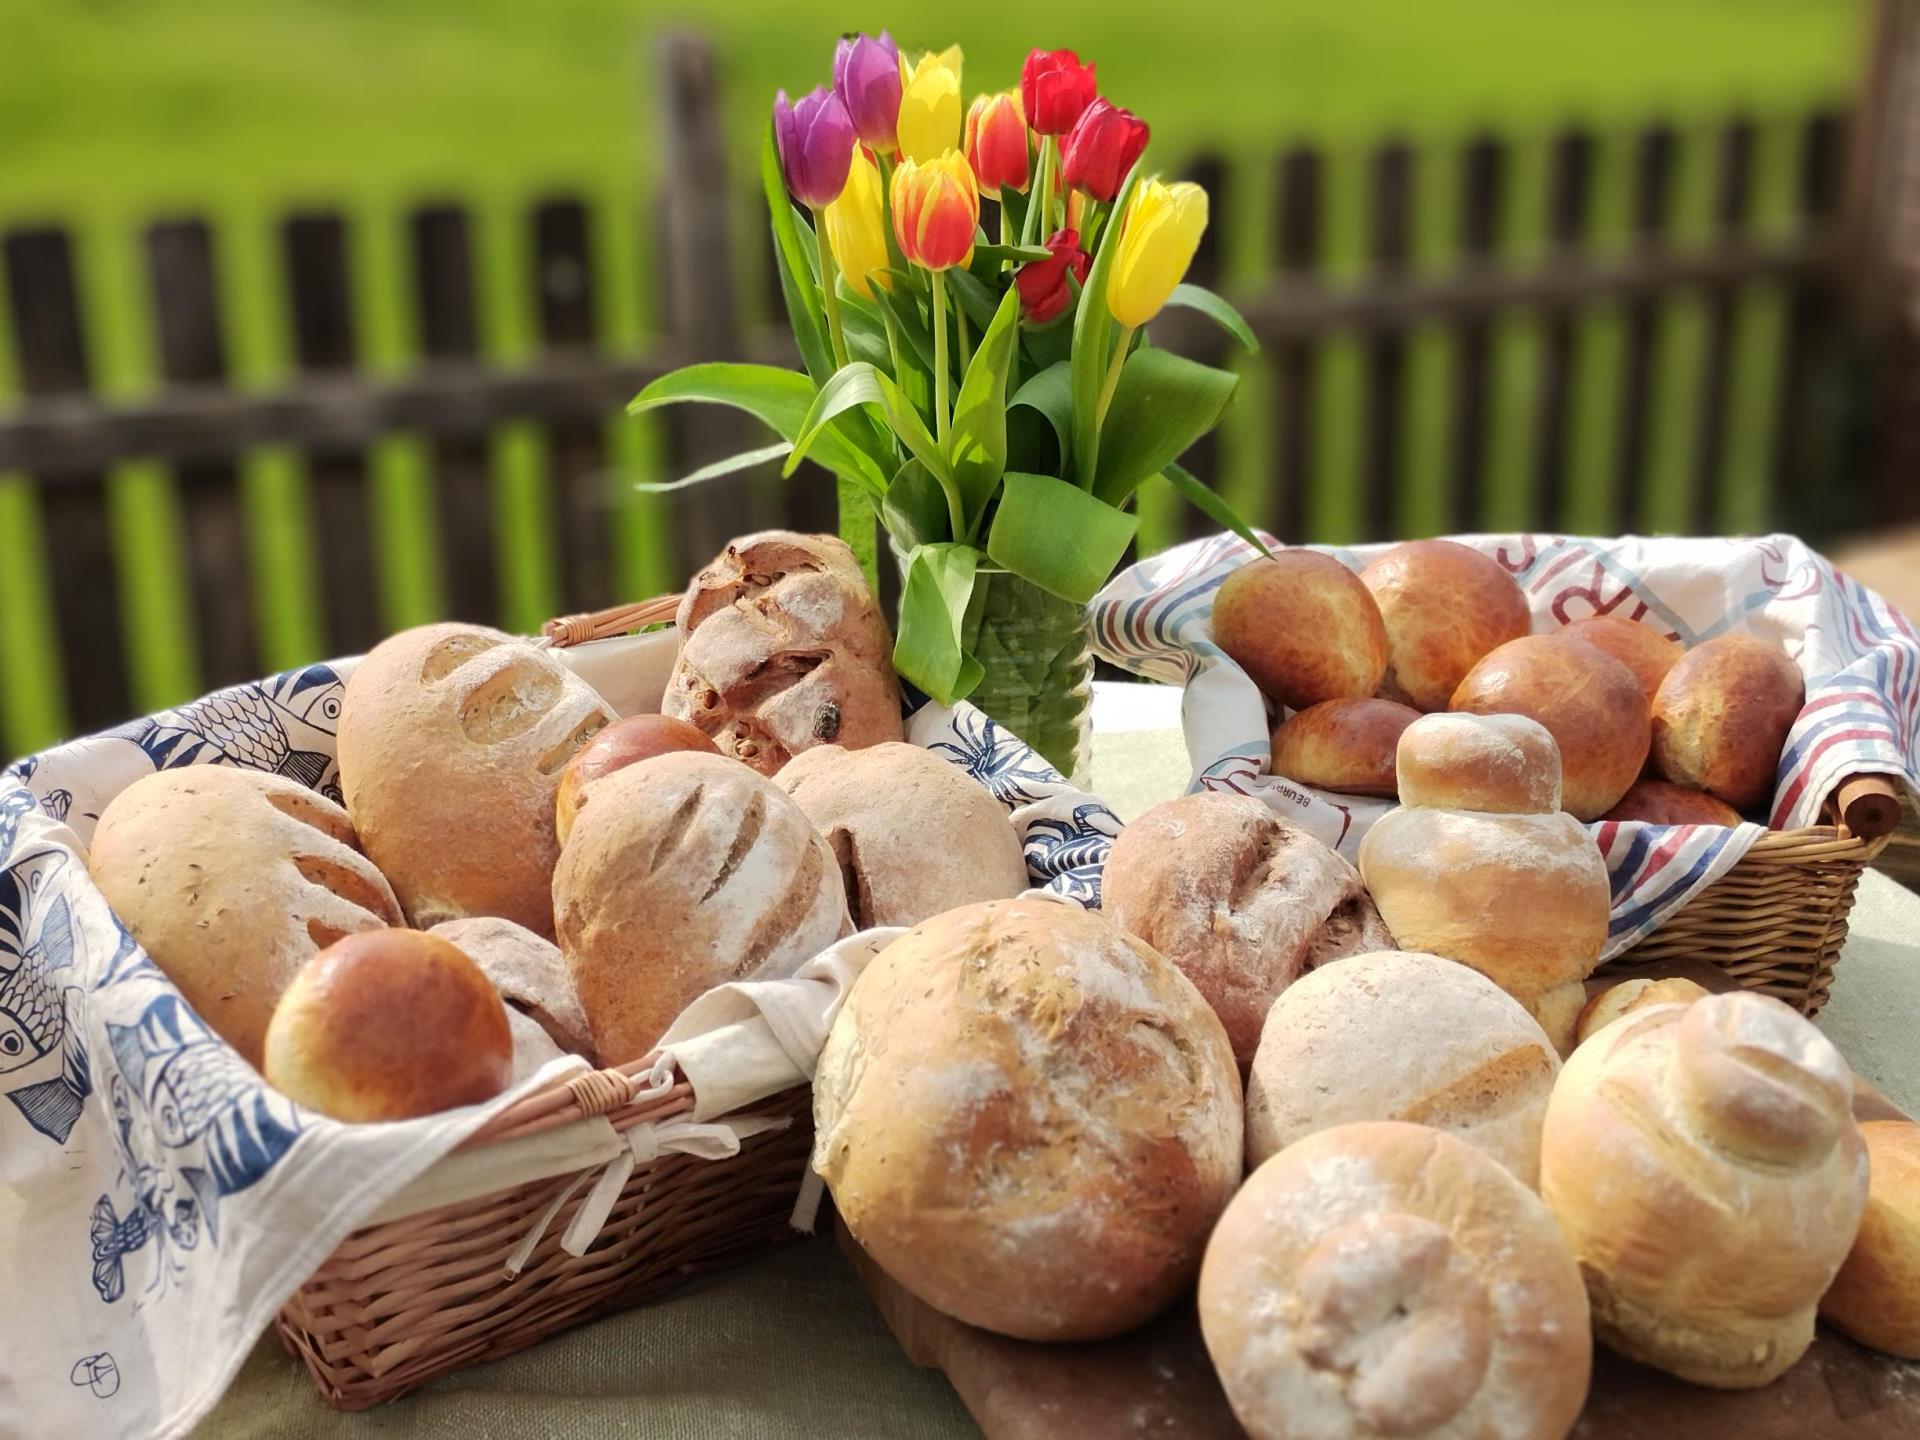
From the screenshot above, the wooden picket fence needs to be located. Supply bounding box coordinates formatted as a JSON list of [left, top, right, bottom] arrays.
[[1, 28, 1917, 755]]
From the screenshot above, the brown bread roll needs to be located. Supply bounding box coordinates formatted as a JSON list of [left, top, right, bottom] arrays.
[[1541, 992, 1868, 1387], [1199, 1122, 1591, 1440], [1212, 550, 1389, 711], [263, 929, 514, 1122], [662, 531, 903, 775], [338, 622, 615, 936], [428, 916, 594, 1060], [1651, 632, 1804, 812], [1450, 632, 1651, 819], [555, 751, 849, 1064], [554, 714, 718, 844], [1269, 697, 1419, 798], [1820, 1121, 1920, 1359], [505, 1007, 566, 1085], [1600, 777, 1744, 826], [1245, 951, 1561, 1187], [1104, 793, 1394, 1066], [89, 767, 403, 1067], [1361, 539, 1533, 711], [815, 898, 1242, 1341], [1573, 975, 1709, 1046], [1563, 615, 1683, 705], [1393, 711, 1562, 814], [773, 742, 1027, 927]]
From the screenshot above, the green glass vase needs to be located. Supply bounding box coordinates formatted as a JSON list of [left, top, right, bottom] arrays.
[[958, 567, 1095, 784]]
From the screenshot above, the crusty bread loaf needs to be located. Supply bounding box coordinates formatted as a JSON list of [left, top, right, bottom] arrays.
[[1104, 793, 1394, 1066], [1199, 1122, 1591, 1440], [263, 929, 514, 1122], [338, 622, 615, 936], [662, 531, 903, 775], [1245, 951, 1561, 1187], [1269, 697, 1419, 798], [1600, 778, 1744, 827], [555, 752, 849, 1064], [505, 1006, 566, 1085], [773, 742, 1028, 927], [554, 714, 718, 844], [90, 767, 403, 1067], [1563, 616, 1683, 705], [1651, 632, 1804, 812], [1394, 711, 1562, 814], [815, 898, 1242, 1341], [1212, 550, 1389, 711], [1541, 992, 1868, 1387], [1820, 1121, 1920, 1359], [429, 916, 594, 1060], [1573, 975, 1708, 1046], [1361, 539, 1533, 711], [1451, 632, 1650, 820]]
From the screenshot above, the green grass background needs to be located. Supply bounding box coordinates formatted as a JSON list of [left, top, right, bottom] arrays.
[[0, 0, 1871, 759]]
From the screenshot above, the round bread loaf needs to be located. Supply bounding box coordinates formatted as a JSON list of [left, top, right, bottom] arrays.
[[555, 751, 849, 1063], [1820, 1121, 1920, 1359], [1360, 539, 1533, 711], [663, 531, 903, 775], [1245, 951, 1561, 1186], [1394, 711, 1562, 814], [1651, 632, 1804, 812], [1600, 778, 1744, 827], [337, 622, 615, 936], [1104, 793, 1394, 1066], [428, 916, 594, 1060], [1573, 975, 1709, 1046], [1212, 551, 1389, 712], [773, 742, 1027, 928], [1541, 992, 1868, 1387], [814, 898, 1242, 1341], [1199, 1122, 1591, 1440], [1450, 633, 1650, 820], [1562, 616, 1683, 705], [505, 1006, 567, 1086], [90, 767, 403, 1067], [1270, 698, 1419, 798], [263, 929, 514, 1121], [554, 714, 718, 843]]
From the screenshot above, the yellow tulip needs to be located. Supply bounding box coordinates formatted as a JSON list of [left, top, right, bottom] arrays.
[[896, 45, 963, 165], [824, 146, 891, 300], [1106, 179, 1209, 328]]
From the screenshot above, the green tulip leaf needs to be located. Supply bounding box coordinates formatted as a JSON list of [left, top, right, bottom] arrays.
[[632, 441, 792, 493], [1158, 462, 1273, 557], [870, 281, 937, 377], [1009, 361, 1074, 463], [986, 471, 1139, 604], [1165, 283, 1260, 353], [895, 542, 985, 704], [1069, 160, 1146, 490], [761, 128, 833, 385], [1091, 347, 1240, 506], [943, 265, 1003, 334], [882, 457, 953, 549], [786, 361, 947, 496], [949, 286, 1023, 537], [972, 242, 1054, 267]]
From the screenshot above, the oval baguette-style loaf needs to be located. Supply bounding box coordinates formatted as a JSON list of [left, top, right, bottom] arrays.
[[1245, 951, 1561, 1187], [429, 916, 594, 1061], [773, 742, 1028, 927], [1199, 1121, 1591, 1440], [90, 766, 403, 1067], [1820, 1121, 1920, 1359], [1212, 550, 1390, 711], [1541, 992, 1868, 1387], [1562, 615, 1684, 706], [1269, 697, 1420, 798], [1360, 539, 1533, 711], [1104, 792, 1394, 1066], [555, 751, 849, 1064], [337, 622, 615, 936], [815, 897, 1243, 1342], [1573, 975, 1709, 1046], [1394, 711, 1562, 814], [1651, 632, 1804, 812], [662, 531, 904, 775]]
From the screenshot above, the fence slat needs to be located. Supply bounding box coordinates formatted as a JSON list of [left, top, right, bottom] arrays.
[[411, 203, 498, 623], [1689, 118, 1757, 533], [146, 219, 258, 689], [284, 211, 381, 654], [1531, 129, 1596, 529], [1360, 142, 1414, 540], [1447, 133, 1506, 529], [1270, 144, 1322, 542], [3, 226, 131, 733], [1175, 151, 1231, 542], [1611, 123, 1678, 534], [1771, 110, 1848, 534]]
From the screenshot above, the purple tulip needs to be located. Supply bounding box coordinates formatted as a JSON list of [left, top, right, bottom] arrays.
[[774, 86, 857, 209], [833, 31, 902, 152]]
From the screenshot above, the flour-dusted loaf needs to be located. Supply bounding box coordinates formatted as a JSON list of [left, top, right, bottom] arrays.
[[555, 751, 849, 1064], [1821, 1121, 1920, 1359], [1245, 951, 1560, 1187], [1270, 698, 1420, 798], [1651, 632, 1804, 812], [1541, 992, 1869, 1386], [773, 742, 1028, 927], [337, 622, 616, 936], [1199, 1122, 1591, 1440], [1572, 975, 1709, 1046], [1360, 539, 1533, 712], [662, 531, 903, 775], [814, 898, 1242, 1341], [428, 916, 594, 1060], [1104, 792, 1394, 1066], [90, 766, 404, 1067]]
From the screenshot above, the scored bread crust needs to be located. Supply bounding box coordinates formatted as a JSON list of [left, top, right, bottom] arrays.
[[429, 915, 595, 1061]]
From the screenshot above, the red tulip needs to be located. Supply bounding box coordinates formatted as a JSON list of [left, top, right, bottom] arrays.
[[1016, 228, 1090, 323], [1061, 99, 1149, 203], [1020, 49, 1098, 137]]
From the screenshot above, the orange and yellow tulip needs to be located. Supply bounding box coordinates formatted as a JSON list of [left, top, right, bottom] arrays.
[[891, 150, 979, 272], [964, 91, 1030, 198]]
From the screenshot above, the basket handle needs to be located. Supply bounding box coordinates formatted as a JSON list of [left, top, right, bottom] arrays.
[[542, 594, 680, 648], [1827, 773, 1904, 841]]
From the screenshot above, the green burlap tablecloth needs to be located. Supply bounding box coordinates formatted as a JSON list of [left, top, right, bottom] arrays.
[[199, 688, 1920, 1438]]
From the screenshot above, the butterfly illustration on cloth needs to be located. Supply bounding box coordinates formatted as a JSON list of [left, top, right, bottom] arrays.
[[926, 711, 1064, 809], [102, 663, 345, 802], [0, 847, 92, 1143]]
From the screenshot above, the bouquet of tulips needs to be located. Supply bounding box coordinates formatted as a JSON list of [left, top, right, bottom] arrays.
[[633, 34, 1261, 705]]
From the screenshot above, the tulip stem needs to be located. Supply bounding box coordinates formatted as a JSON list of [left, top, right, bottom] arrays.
[[1093, 323, 1136, 448], [813, 208, 850, 369], [931, 269, 951, 451], [1025, 137, 1056, 247]]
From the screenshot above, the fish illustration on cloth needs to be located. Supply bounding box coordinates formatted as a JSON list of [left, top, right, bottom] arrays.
[[103, 663, 345, 801], [0, 847, 92, 1143]]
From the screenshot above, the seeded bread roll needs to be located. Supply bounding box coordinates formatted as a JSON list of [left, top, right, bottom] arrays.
[[1360, 539, 1533, 712], [1820, 1121, 1920, 1359], [338, 622, 615, 936], [90, 767, 403, 1067], [773, 742, 1028, 928], [555, 751, 849, 1064], [1269, 698, 1420, 798], [1104, 793, 1394, 1066], [1651, 632, 1804, 812], [428, 916, 594, 1060], [1573, 975, 1709, 1046]]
